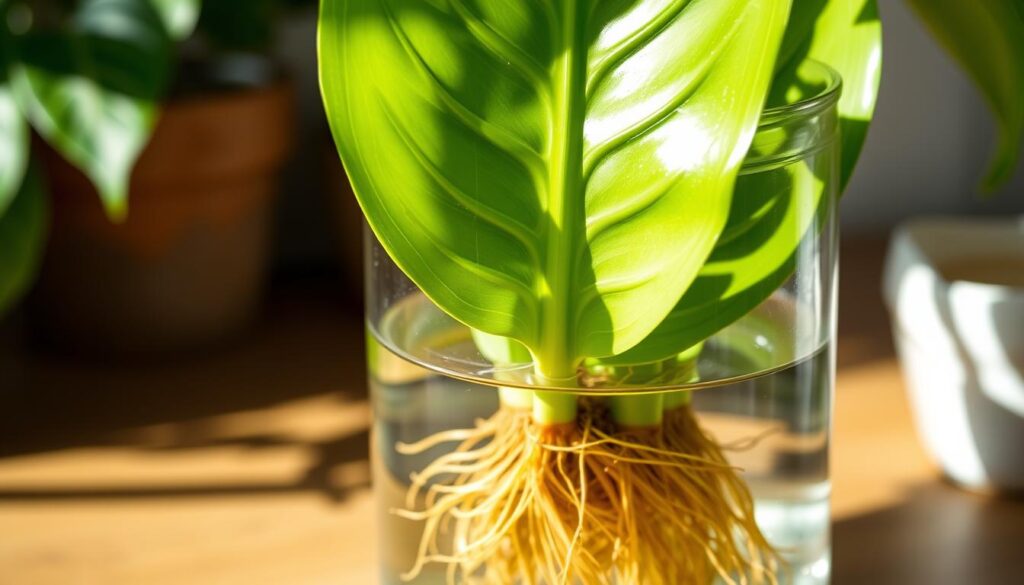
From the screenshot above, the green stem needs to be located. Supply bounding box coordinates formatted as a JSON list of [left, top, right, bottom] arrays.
[[663, 342, 703, 412], [496, 386, 576, 425], [533, 391, 578, 424], [530, 360, 580, 424], [534, 1, 587, 390], [662, 390, 692, 411], [596, 342, 705, 426], [598, 361, 667, 428], [498, 387, 534, 410], [609, 394, 664, 427]]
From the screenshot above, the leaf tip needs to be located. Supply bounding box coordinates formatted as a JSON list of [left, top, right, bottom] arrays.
[[101, 189, 130, 223]]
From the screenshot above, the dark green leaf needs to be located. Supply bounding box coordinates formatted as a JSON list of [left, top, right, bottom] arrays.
[[149, 0, 201, 40], [73, 0, 174, 98], [11, 0, 171, 219], [0, 20, 28, 217], [198, 0, 276, 51], [0, 167, 46, 318], [320, 0, 792, 377], [908, 0, 1024, 191], [0, 82, 27, 218]]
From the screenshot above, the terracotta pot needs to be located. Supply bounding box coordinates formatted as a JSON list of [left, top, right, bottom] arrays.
[[33, 79, 294, 354]]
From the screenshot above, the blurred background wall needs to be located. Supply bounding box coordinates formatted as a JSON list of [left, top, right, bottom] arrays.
[[842, 0, 1024, 228]]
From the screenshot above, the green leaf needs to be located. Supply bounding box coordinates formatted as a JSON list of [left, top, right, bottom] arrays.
[[11, 0, 171, 220], [908, 0, 1024, 191], [0, 85, 26, 217], [607, 1, 882, 365], [321, 0, 792, 378], [198, 0, 277, 51], [149, 0, 201, 40], [0, 167, 47, 318], [774, 0, 882, 189], [472, 329, 531, 366], [610, 157, 831, 364], [72, 0, 174, 98], [0, 26, 28, 217]]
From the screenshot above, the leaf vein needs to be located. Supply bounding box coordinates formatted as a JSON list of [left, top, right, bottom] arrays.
[[586, 176, 676, 240], [379, 98, 542, 267], [582, 23, 738, 180], [586, 0, 694, 98], [447, 0, 551, 95], [382, 1, 546, 176]]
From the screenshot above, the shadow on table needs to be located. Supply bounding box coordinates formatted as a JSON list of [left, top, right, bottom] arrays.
[[833, 481, 1024, 585], [836, 236, 896, 370], [0, 283, 373, 504], [0, 430, 370, 503]]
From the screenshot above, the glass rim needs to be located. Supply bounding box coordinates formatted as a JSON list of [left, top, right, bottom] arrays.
[[757, 60, 843, 128], [371, 292, 828, 396]]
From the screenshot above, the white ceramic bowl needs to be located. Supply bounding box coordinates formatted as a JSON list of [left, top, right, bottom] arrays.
[[883, 216, 1024, 491]]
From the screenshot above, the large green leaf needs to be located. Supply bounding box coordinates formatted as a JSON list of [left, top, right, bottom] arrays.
[[609, 153, 832, 364], [0, 20, 27, 218], [321, 0, 791, 378], [11, 0, 171, 219], [774, 0, 882, 189], [0, 167, 46, 318], [608, 1, 882, 365], [908, 0, 1024, 191]]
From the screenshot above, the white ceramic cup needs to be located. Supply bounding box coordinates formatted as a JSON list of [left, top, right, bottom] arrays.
[[883, 216, 1024, 492]]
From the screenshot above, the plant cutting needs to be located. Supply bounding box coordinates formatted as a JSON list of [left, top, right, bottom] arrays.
[[320, 0, 1022, 583], [321, 1, 879, 583]]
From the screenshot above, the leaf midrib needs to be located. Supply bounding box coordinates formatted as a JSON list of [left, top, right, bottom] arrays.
[[538, 1, 588, 378]]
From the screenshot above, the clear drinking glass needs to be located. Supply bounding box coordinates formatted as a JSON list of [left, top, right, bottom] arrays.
[[366, 62, 841, 585]]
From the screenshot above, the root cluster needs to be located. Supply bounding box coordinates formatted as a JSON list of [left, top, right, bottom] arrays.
[[394, 400, 779, 584]]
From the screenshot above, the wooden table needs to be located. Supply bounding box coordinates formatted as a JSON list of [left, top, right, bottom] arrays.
[[1, 239, 1022, 584]]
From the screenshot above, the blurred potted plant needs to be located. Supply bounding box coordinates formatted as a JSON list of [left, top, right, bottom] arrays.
[[883, 1, 1024, 492], [0, 0, 310, 353]]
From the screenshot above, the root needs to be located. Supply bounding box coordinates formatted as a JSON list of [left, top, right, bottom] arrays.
[[658, 406, 782, 585], [394, 401, 779, 584]]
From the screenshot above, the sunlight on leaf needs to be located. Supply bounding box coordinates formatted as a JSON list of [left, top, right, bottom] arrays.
[[611, 2, 882, 364], [320, 0, 791, 376], [774, 0, 882, 189]]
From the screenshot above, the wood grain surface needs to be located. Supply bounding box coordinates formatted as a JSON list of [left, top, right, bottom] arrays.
[[1, 238, 1021, 584]]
